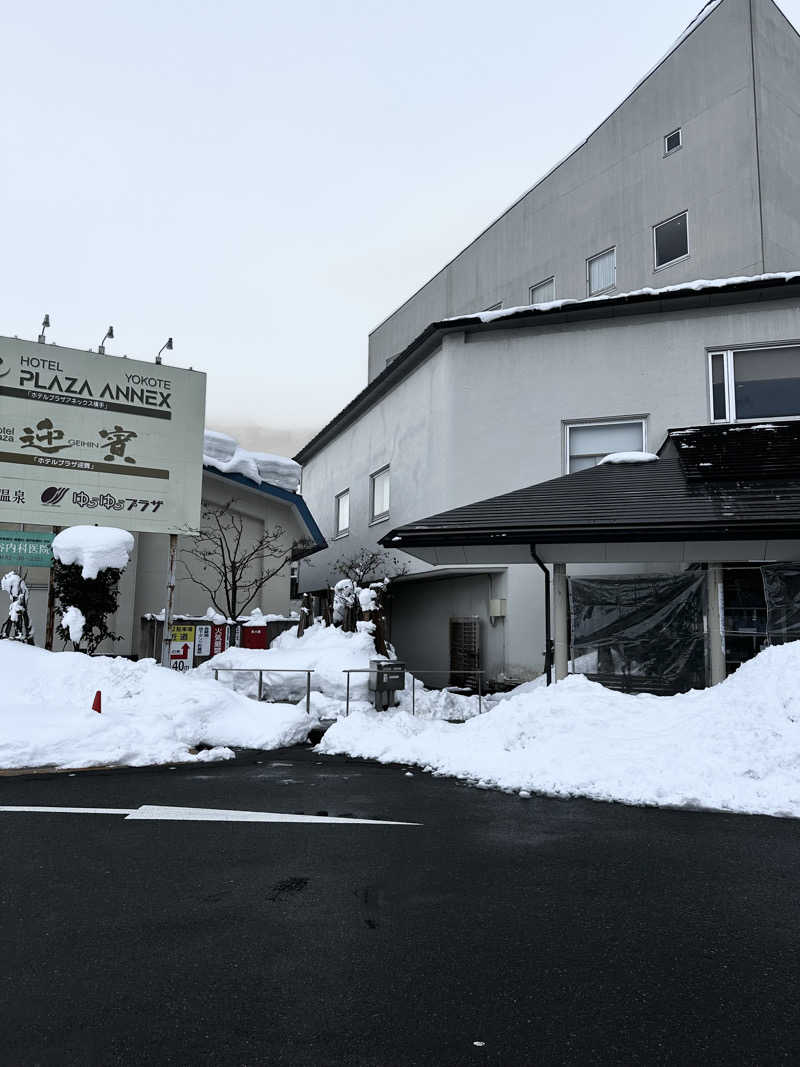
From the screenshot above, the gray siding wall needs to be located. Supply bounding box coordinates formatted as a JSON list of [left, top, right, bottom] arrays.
[[367, 0, 771, 380], [300, 296, 800, 679], [753, 0, 800, 271]]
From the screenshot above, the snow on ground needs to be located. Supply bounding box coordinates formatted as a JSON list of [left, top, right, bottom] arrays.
[[199, 621, 489, 719], [318, 642, 800, 819], [0, 642, 313, 771], [198, 622, 389, 703], [203, 429, 301, 493], [52, 526, 134, 579]]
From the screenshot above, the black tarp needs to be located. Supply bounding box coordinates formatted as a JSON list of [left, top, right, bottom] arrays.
[[761, 565, 800, 645], [568, 573, 706, 694]]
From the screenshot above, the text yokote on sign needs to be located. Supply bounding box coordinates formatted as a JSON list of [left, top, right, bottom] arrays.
[[0, 337, 206, 534]]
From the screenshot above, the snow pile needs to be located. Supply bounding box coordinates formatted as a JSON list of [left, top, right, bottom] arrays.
[[203, 429, 301, 493], [52, 526, 134, 579], [0, 642, 314, 771], [61, 606, 86, 644], [199, 620, 488, 719], [319, 643, 800, 818], [199, 621, 388, 704], [598, 451, 659, 465]]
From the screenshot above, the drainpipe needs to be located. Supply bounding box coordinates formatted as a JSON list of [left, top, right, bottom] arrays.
[[530, 546, 553, 685]]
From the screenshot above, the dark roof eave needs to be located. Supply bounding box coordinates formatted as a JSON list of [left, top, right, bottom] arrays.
[[382, 522, 800, 548]]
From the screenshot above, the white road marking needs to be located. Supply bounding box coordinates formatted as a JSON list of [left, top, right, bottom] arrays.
[[0, 804, 419, 825], [0, 806, 134, 815]]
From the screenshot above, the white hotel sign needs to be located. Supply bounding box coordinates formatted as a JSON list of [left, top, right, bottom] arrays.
[[0, 336, 206, 534]]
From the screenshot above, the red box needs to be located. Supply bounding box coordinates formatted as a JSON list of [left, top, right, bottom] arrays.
[[241, 626, 268, 649]]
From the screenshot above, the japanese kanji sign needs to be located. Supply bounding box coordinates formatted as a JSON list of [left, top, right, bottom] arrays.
[[169, 624, 196, 671], [0, 336, 206, 534], [0, 530, 54, 568]]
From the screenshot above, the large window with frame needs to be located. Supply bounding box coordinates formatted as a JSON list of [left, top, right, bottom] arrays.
[[708, 346, 800, 422], [565, 418, 646, 473], [587, 248, 616, 296], [370, 466, 390, 522], [334, 489, 350, 537]]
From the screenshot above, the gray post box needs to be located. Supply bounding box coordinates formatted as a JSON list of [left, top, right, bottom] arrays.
[[368, 658, 406, 710]]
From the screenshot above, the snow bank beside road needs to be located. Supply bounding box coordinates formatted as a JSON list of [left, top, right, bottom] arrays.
[[0, 643, 312, 771], [319, 643, 800, 818]]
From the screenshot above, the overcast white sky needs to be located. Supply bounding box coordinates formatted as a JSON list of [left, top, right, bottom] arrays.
[[3, 0, 798, 455]]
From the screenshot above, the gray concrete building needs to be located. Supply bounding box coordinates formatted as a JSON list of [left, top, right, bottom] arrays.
[[296, 0, 800, 686], [367, 0, 800, 381]]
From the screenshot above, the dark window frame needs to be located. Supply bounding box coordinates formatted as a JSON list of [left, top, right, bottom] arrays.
[[653, 210, 689, 270], [664, 128, 682, 155]]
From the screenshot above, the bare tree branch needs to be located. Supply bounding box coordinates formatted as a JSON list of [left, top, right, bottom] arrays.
[[179, 502, 295, 618]]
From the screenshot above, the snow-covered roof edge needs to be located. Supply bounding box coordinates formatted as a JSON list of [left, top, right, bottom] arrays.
[[368, 0, 727, 339], [453, 271, 800, 326]]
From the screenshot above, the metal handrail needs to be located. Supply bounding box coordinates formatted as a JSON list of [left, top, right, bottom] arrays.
[[341, 667, 484, 716], [213, 667, 315, 714]]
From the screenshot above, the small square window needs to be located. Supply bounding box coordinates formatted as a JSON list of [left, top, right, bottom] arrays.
[[587, 248, 616, 296], [370, 467, 390, 522], [664, 128, 682, 154], [334, 490, 350, 537], [529, 277, 555, 304], [654, 211, 688, 269]]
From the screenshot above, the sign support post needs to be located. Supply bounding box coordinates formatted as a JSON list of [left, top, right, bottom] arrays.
[[160, 533, 179, 668], [44, 526, 62, 651]]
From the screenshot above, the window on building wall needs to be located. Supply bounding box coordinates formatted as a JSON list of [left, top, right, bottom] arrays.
[[587, 248, 616, 295], [708, 346, 800, 422], [664, 128, 682, 154], [654, 212, 689, 269], [482, 301, 503, 312], [529, 277, 555, 304], [334, 489, 350, 537], [289, 562, 300, 601], [565, 419, 646, 473], [370, 466, 390, 521]]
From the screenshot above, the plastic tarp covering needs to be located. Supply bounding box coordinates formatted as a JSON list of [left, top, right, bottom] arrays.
[[568, 573, 706, 694], [761, 565, 800, 644]]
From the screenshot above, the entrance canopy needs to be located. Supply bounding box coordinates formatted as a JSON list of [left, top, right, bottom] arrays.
[[381, 424, 800, 565]]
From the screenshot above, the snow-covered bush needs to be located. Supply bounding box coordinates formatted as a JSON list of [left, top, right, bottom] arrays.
[[51, 526, 133, 653]]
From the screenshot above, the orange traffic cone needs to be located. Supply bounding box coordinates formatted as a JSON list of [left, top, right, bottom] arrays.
[[92, 690, 102, 714]]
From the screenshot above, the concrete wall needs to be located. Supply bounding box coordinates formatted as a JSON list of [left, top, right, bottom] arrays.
[[753, 0, 800, 271], [367, 0, 778, 379], [389, 572, 508, 683], [300, 294, 800, 679]]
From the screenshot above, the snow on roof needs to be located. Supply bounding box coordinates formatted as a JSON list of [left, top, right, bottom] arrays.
[[52, 526, 134, 580], [598, 451, 659, 465], [203, 429, 301, 493], [455, 272, 800, 326]]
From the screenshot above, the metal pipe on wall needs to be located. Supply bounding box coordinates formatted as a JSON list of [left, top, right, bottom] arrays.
[[530, 546, 553, 685]]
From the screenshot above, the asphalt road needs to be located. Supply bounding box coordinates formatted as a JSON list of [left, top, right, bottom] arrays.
[[2, 748, 800, 1066]]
